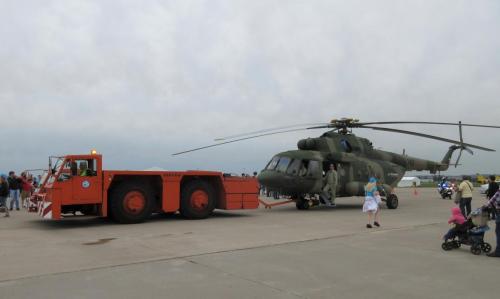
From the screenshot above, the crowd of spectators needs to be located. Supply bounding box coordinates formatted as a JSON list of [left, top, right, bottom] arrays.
[[0, 171, 40, 217]]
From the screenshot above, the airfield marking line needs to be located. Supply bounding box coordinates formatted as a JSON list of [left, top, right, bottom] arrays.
[[0, 221, 446, 284], [186, 259, 307, 298]]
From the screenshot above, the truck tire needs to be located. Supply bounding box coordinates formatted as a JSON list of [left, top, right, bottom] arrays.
[[110, 182, 154, 224], [180, 180, 216, 219]]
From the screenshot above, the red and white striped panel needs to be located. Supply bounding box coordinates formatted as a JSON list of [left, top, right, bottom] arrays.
[[38, 201, 52, 219]]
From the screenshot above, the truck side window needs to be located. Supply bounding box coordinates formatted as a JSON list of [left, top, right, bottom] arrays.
[[74, 159, 97, 176]]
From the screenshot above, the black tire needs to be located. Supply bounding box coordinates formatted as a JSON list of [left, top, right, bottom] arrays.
[[442, 242, 452, 251], [295, 197, 310, 210], [110, 182, 154, 224], [295, 196, 309, 210], [470, 245, 482, 255], [180, 180, 216, 219], [452, 241, 461, 249], [481, 242, 492, 253], [386, 194, 399, 209]]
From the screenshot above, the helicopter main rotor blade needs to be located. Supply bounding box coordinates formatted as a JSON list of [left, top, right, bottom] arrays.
[[358, 121, 500, 129], [361, 125, 495, 152], [173, 127, 325, 156], [214, 123, 330, 141]]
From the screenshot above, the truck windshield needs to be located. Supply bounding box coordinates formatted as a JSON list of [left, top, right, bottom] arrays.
[[47, 157, 65, 184]]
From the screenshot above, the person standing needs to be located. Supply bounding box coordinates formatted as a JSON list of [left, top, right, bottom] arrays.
[[7, 171, 21, 211], [0, 175, 10, 217], [483, 189, 500, 257], [458, 176, 474, 217], [486, 175, 499, 200], [323, 163, 338, 206], [20, 172, 33, 209], [363, 177, 381, 228]]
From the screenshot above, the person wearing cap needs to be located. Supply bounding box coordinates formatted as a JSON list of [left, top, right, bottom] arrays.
[[363, 177, 381, 228], [0, 175, 10, 217]]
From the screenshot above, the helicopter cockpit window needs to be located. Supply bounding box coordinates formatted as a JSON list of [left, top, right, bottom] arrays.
[[266, 156, 280, 170], [286, 159, 302, 175], [276, 157, 291, 173], [340, 139, 352, 153]]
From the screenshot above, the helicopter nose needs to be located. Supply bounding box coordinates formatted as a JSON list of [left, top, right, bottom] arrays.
[[257, 171, 282, 189]]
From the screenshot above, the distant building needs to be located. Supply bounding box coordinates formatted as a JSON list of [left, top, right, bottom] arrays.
[[397, 177, 421, 188]]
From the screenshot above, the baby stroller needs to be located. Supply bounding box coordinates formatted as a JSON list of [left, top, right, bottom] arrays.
[[441, 208, 492, 255]]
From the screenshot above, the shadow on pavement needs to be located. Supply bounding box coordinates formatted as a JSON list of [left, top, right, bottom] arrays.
[[25, 210, 254, 229]]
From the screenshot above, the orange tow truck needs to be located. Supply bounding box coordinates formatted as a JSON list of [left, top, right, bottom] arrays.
[[32, 152, 259, 223]]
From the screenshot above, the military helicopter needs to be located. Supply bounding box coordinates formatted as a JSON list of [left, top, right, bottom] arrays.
[[173, 118, 500, 210]]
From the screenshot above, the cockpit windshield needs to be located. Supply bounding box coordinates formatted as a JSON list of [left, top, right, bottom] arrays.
[[265, 156, 320, 177], [266, 156, 280, 170], [286, 159, 302, 175], [276, 157, 291, 172]]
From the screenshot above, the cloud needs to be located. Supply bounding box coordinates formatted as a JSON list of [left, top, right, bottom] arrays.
[[1, 0, 499, 175]]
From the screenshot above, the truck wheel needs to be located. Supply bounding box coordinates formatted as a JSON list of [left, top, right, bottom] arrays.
[[110, 183, 154, 224], [386, 194, 398, 209], [180, 180, 216, 219]]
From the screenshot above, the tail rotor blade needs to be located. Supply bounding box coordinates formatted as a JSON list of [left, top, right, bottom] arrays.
[[454, 149, 463, 168]]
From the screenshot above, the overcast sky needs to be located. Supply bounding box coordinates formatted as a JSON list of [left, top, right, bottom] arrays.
[[1, 0, 499, 176]]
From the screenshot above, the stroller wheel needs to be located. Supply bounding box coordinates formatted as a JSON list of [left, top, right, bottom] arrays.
[[481, 243, 492, 253], [470, 245, 482, 255], [441, 242, 452, 251], [452, 241, 461, 248]]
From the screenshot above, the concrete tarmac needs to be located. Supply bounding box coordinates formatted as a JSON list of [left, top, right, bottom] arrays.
[[0, 188, 498, 298]]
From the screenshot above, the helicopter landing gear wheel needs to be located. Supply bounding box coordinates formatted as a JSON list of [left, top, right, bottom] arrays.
[[386, 194, 398, 209], [296, 197, 310, 210]]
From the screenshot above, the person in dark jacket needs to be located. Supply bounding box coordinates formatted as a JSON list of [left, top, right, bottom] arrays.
[[0, 175, 10, 217], [7, 171, 21, 211], [486, 175, 499, 199]]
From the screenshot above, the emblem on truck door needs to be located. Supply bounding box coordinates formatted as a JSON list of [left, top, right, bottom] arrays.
[[82, 180, 90, 188]]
